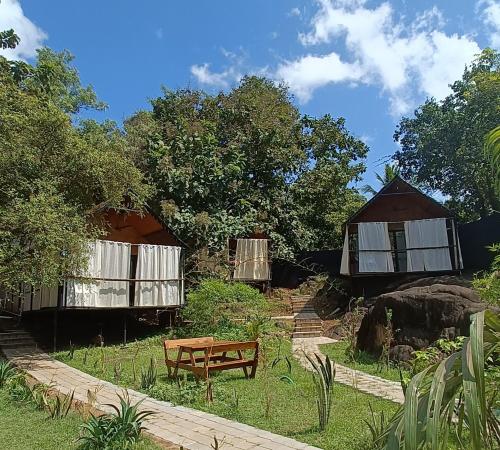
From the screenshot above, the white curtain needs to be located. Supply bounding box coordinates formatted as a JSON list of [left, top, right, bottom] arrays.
[[66, 240, 131, 307], [233, 239, 270, 280], [340, 228, 350, 275], [404, 219, 452, 271], [135, 245, 182, 306], [358, 222, 394, 273]]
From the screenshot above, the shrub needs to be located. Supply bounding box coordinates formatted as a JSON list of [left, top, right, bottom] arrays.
[[78, 392, 153, 450], [473, 243, 500, 306], [0, 359, 16, 387], [182, 279, 268, 334], [306, 353, 335, 432], [139, 357, 157, 390]]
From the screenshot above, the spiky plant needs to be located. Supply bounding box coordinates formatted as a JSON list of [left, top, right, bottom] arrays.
[[379, 310, 500, 450], [305, 353, 335, 431], [0, 359, 16, 387], [140, 357, 157, 390], [78, 391, 154, 449]]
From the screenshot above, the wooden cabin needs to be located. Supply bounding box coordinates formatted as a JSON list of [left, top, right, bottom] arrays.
[[340, 177, 462, 295], [2, 206, 185, 315], [228, 231, 271, 292]]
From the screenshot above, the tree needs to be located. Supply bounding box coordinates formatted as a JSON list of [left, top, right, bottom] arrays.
[[394, 49, 500, 221], [0, 38, 148, 288], [484, 126, 500, 192], [125, 76, 367, 257], [361, 163, 400, 196]]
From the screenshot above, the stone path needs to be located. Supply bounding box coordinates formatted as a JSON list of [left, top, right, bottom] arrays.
[[292, 337, 405, 404], [2, 346, 321, 450]]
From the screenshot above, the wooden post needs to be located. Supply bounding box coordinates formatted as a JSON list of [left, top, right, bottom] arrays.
[[53, 309, 58, 352], [123, 310, 127, 346]]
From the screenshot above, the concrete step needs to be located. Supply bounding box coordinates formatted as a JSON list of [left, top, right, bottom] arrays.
[[292, 331, 322, 338], [294, 326, 323, 333], [0, 341, 37, 349], [0, 334, 33, 342], [294, 319, 322, 325], [0, 330, 30, 337]]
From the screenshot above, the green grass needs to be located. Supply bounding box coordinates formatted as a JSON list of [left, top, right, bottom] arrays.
[[320, 340, 408, 382], [0, 383, 161, 450], [54, 335, 399, 450]]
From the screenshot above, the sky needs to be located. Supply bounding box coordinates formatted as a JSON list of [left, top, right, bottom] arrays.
[[1, 0, 499, 190]]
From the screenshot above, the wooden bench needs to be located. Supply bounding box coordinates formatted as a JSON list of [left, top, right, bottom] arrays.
[[164, 337, 259, 380]]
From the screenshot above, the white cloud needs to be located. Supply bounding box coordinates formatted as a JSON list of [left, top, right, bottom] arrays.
[[480, 0, 500, 48], [190, 63, 241, 89], [289, 7, 301, 17], [276, 52, 364, 102], [0, 0, 47, 60], [277, 0, 481, 113]]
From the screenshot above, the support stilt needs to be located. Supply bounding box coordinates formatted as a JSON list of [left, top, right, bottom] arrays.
[[53, 309, 58, 352]]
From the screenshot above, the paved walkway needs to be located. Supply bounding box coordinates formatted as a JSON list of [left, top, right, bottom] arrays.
[[3, 346, 320, 450], [292, 337, 404, 404]]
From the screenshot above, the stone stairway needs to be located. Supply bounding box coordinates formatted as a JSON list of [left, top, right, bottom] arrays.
[[291, 295, 323, 338], [0, 329, 38, 352]]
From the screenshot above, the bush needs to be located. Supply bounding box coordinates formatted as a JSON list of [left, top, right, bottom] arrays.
[[78, 392, 153, 450], [182, 279, 269, 334], [473, 243, 500, 306]]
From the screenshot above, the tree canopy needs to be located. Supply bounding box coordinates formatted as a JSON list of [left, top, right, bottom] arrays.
[[394, 49, 500, 221], [0, 41, 148, 288], [125, 76, 367, 258]]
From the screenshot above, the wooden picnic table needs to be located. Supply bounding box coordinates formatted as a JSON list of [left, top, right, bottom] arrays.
[[164, 337, 259, 380]]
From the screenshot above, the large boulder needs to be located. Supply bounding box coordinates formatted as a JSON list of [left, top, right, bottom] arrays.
[[356, 278, 492, 355]]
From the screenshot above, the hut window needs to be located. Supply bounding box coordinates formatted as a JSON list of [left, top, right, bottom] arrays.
[[389, 229, 407, 272]]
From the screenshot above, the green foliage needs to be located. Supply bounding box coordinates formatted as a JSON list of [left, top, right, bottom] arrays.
[[473, 243, 500, 306], [46, 391, 75, 419], [78, 393, 154, 450], [147, 378, 205, 405], [182, 279, 268, 334], [306, 353, 335, 432], [125, 76, 367, 257], [361, 164, 400, 196], [380, 310, 500, 450], [139, 358, 157, 390], [0, 359, 16, 387], [394, 49, 500, 220], [0, 29, 19, 49], [0, 47, 149, 288], [484, 126, 500, 192]]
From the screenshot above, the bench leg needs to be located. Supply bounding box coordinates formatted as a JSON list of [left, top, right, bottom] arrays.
[[172, 347, 183, 379], [250, 344, 259, 378], [237, 350, 249, 378]]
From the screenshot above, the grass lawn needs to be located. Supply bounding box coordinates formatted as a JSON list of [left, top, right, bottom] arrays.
[[320, 340, 409, 382], [0, 385, 161, 450], [54, 335, 399, 450]]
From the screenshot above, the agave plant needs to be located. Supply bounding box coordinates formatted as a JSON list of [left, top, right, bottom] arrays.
[[305, 353, 335, 431], [378, 310, 500, 450], [0, 359, 17, 387], [140, 357, 157, 390], [46, 390, 75, 419], [78, 391, 154, 450]]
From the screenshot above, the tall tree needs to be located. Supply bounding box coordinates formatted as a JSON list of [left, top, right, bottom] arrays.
[[394, 49, 500, 221], [0, 39, 148, 288], [126, 77, 367, 257], [361, 163, 400, 196]]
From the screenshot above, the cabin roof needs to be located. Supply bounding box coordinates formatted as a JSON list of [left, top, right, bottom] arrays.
[[347, 176, 452, 224]]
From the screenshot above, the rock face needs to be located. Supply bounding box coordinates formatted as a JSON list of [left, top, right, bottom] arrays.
[[356, 277, 492, 355]]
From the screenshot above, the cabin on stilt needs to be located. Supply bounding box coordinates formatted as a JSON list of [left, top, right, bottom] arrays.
[[340, 176, 463, 296], [228, 231, 271, 293], [0, 205, 185, 348]]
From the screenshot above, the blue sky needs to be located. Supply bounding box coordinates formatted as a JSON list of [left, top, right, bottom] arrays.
[[1, 0, 499, 190]]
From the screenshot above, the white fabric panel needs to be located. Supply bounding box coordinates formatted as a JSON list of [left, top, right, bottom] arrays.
[[340, 229, 350, 275], [404, 219, 452, 271], [233, 239, 270, 280], [66, 240, 130, 307], [358, 222, 394, 273], [41, 286, 58, 308], [135, 245, 182, 306]]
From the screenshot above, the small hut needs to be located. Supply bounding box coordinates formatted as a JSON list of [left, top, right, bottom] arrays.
[[340, 176, 462, 295], [1, 205, 185, 346]]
